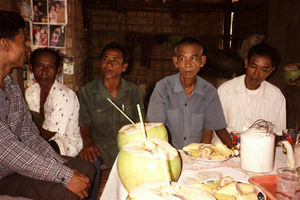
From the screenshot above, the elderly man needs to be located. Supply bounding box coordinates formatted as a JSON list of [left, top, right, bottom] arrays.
[[25, 48, 83, 157], [217, 43, 286, 136], [146, 37, 231, 149], [0, 10, 95, 200]]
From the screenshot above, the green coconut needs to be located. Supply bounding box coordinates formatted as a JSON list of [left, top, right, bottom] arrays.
[[126, 181, 216, 200], [117, 122, 168, 150], [117, 138, 182, 192]]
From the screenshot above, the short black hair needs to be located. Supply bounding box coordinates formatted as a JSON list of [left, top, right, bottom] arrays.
[[30, 48, 62, 70], [0, 10, 25, 40], [247, 43, 280, 68], [174, 37, 206, 56], [100, 42, 128, 64]]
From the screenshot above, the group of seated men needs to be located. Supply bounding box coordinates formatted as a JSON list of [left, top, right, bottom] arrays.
[[0, 10, 285, 200]]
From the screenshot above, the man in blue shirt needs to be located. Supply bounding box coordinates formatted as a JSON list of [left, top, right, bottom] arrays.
[[146, 37, 231, 149]]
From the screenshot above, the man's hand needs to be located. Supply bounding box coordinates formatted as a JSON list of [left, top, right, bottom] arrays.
[[79, 126, 101, 163], [216, 128, 232, 148], [66, 169, 91, 199], [78, 143, 101, 163]]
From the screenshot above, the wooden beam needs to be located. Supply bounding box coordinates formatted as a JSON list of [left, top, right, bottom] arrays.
[[86, 1, 227, 12]]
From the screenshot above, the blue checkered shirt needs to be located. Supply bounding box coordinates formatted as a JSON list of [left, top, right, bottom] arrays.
[[0, 75, 73, 186]]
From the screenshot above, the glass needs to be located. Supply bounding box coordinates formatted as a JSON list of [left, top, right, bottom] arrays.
[[276, 167, 300, 200]]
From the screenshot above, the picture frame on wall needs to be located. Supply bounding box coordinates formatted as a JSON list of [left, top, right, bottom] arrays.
[[48, 0, 67, 24], [32, 0, 48, 23], [17, 0, 32, 21], [32, 24, 49, 47], [49, 25, 66, 48]]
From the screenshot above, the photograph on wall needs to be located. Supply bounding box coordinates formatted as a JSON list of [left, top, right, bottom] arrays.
[[17, 0, 32, 21], [32, 24, 49, 47], [32, 0, 48, 23], [49, 25, 65, 47], [63, 56, 74, 75], [48, 0, 67, 24]]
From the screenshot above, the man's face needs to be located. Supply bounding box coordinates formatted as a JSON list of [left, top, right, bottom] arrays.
[[244, 54, 274, 90], [101, 49, 128, 80], [33, 52, 59, 87], [173, 43, 206, 81], [7, 28, 26, 68]]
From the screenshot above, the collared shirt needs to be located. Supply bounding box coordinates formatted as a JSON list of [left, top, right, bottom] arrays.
[[25, 80, 83, 157], [0, 75, 73, 186], [146, 73, 227, 149], [79, 77, 144, 167], [217, 75, 286, 135]]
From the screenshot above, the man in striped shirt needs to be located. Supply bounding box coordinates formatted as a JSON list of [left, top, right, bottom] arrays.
[[0, 10, 95, 200]]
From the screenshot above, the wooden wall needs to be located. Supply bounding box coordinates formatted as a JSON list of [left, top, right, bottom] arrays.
[[84, 1, 226, 86], [232, 0, 300, 129]]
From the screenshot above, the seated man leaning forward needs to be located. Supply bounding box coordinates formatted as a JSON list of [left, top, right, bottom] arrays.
[[25, 48, 83, 157], [146, 37, 231, 149], [0, 10, 95, 200], [79, 42, 144, 168], [217, 43, 286, 136]]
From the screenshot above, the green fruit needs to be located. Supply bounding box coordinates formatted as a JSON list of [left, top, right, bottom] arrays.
[[117, 138, 181, 192], [117, 122, 168, 150]]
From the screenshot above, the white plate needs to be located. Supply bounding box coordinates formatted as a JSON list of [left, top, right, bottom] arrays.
[[202, 179, 266, 200], [183, 150, 233, 164]]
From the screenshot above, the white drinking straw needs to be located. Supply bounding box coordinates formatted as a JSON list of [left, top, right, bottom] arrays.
[[158, 147, 171, 188], [106, 98, 137, 127], [137, 104, 147, 140]]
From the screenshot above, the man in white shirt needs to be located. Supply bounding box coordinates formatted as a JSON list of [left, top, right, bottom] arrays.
[[25, 48, 83, 157], [218, 43, 286, 136]]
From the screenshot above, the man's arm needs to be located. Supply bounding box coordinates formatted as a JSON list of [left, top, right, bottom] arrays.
[[200, 129, 213, 144], [215, 128, 232, 148], [78, 126, 101, 163]]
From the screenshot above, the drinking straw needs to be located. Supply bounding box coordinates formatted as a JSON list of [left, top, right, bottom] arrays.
[[106, 98, 137, 127], [158, 147, 171, 188], [137, 104, 147, 140]]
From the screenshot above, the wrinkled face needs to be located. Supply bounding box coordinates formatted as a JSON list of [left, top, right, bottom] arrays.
[[7, 29, 26, 68], [33, 52, 59, 87], [244, 54, 274, 90], [101, 49, 128, 80], [173, 44, 206, 81]]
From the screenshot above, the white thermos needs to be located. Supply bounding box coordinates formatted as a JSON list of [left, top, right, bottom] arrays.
[[240, 127, 275, 173]]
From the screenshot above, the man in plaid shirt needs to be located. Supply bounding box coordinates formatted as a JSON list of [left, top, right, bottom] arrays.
[[0, 11, 95, 200]]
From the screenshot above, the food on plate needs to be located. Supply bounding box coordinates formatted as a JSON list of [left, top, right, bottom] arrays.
[[214, 193, 236, 200], [215, 142, 234, 158], [216, 182, 240, 195], [193, 176, 260, 200], [239, 183, 256, 194], [117, 122, 168, 150], [117, 138, 182, 192], [235, 193, 258, 200], [183, 142, 233, 160], [127, 181, 216, 200]]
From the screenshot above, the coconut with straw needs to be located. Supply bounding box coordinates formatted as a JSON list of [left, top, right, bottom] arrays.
[[106, 98, 168, 149], [115, 103, 181, 192]]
